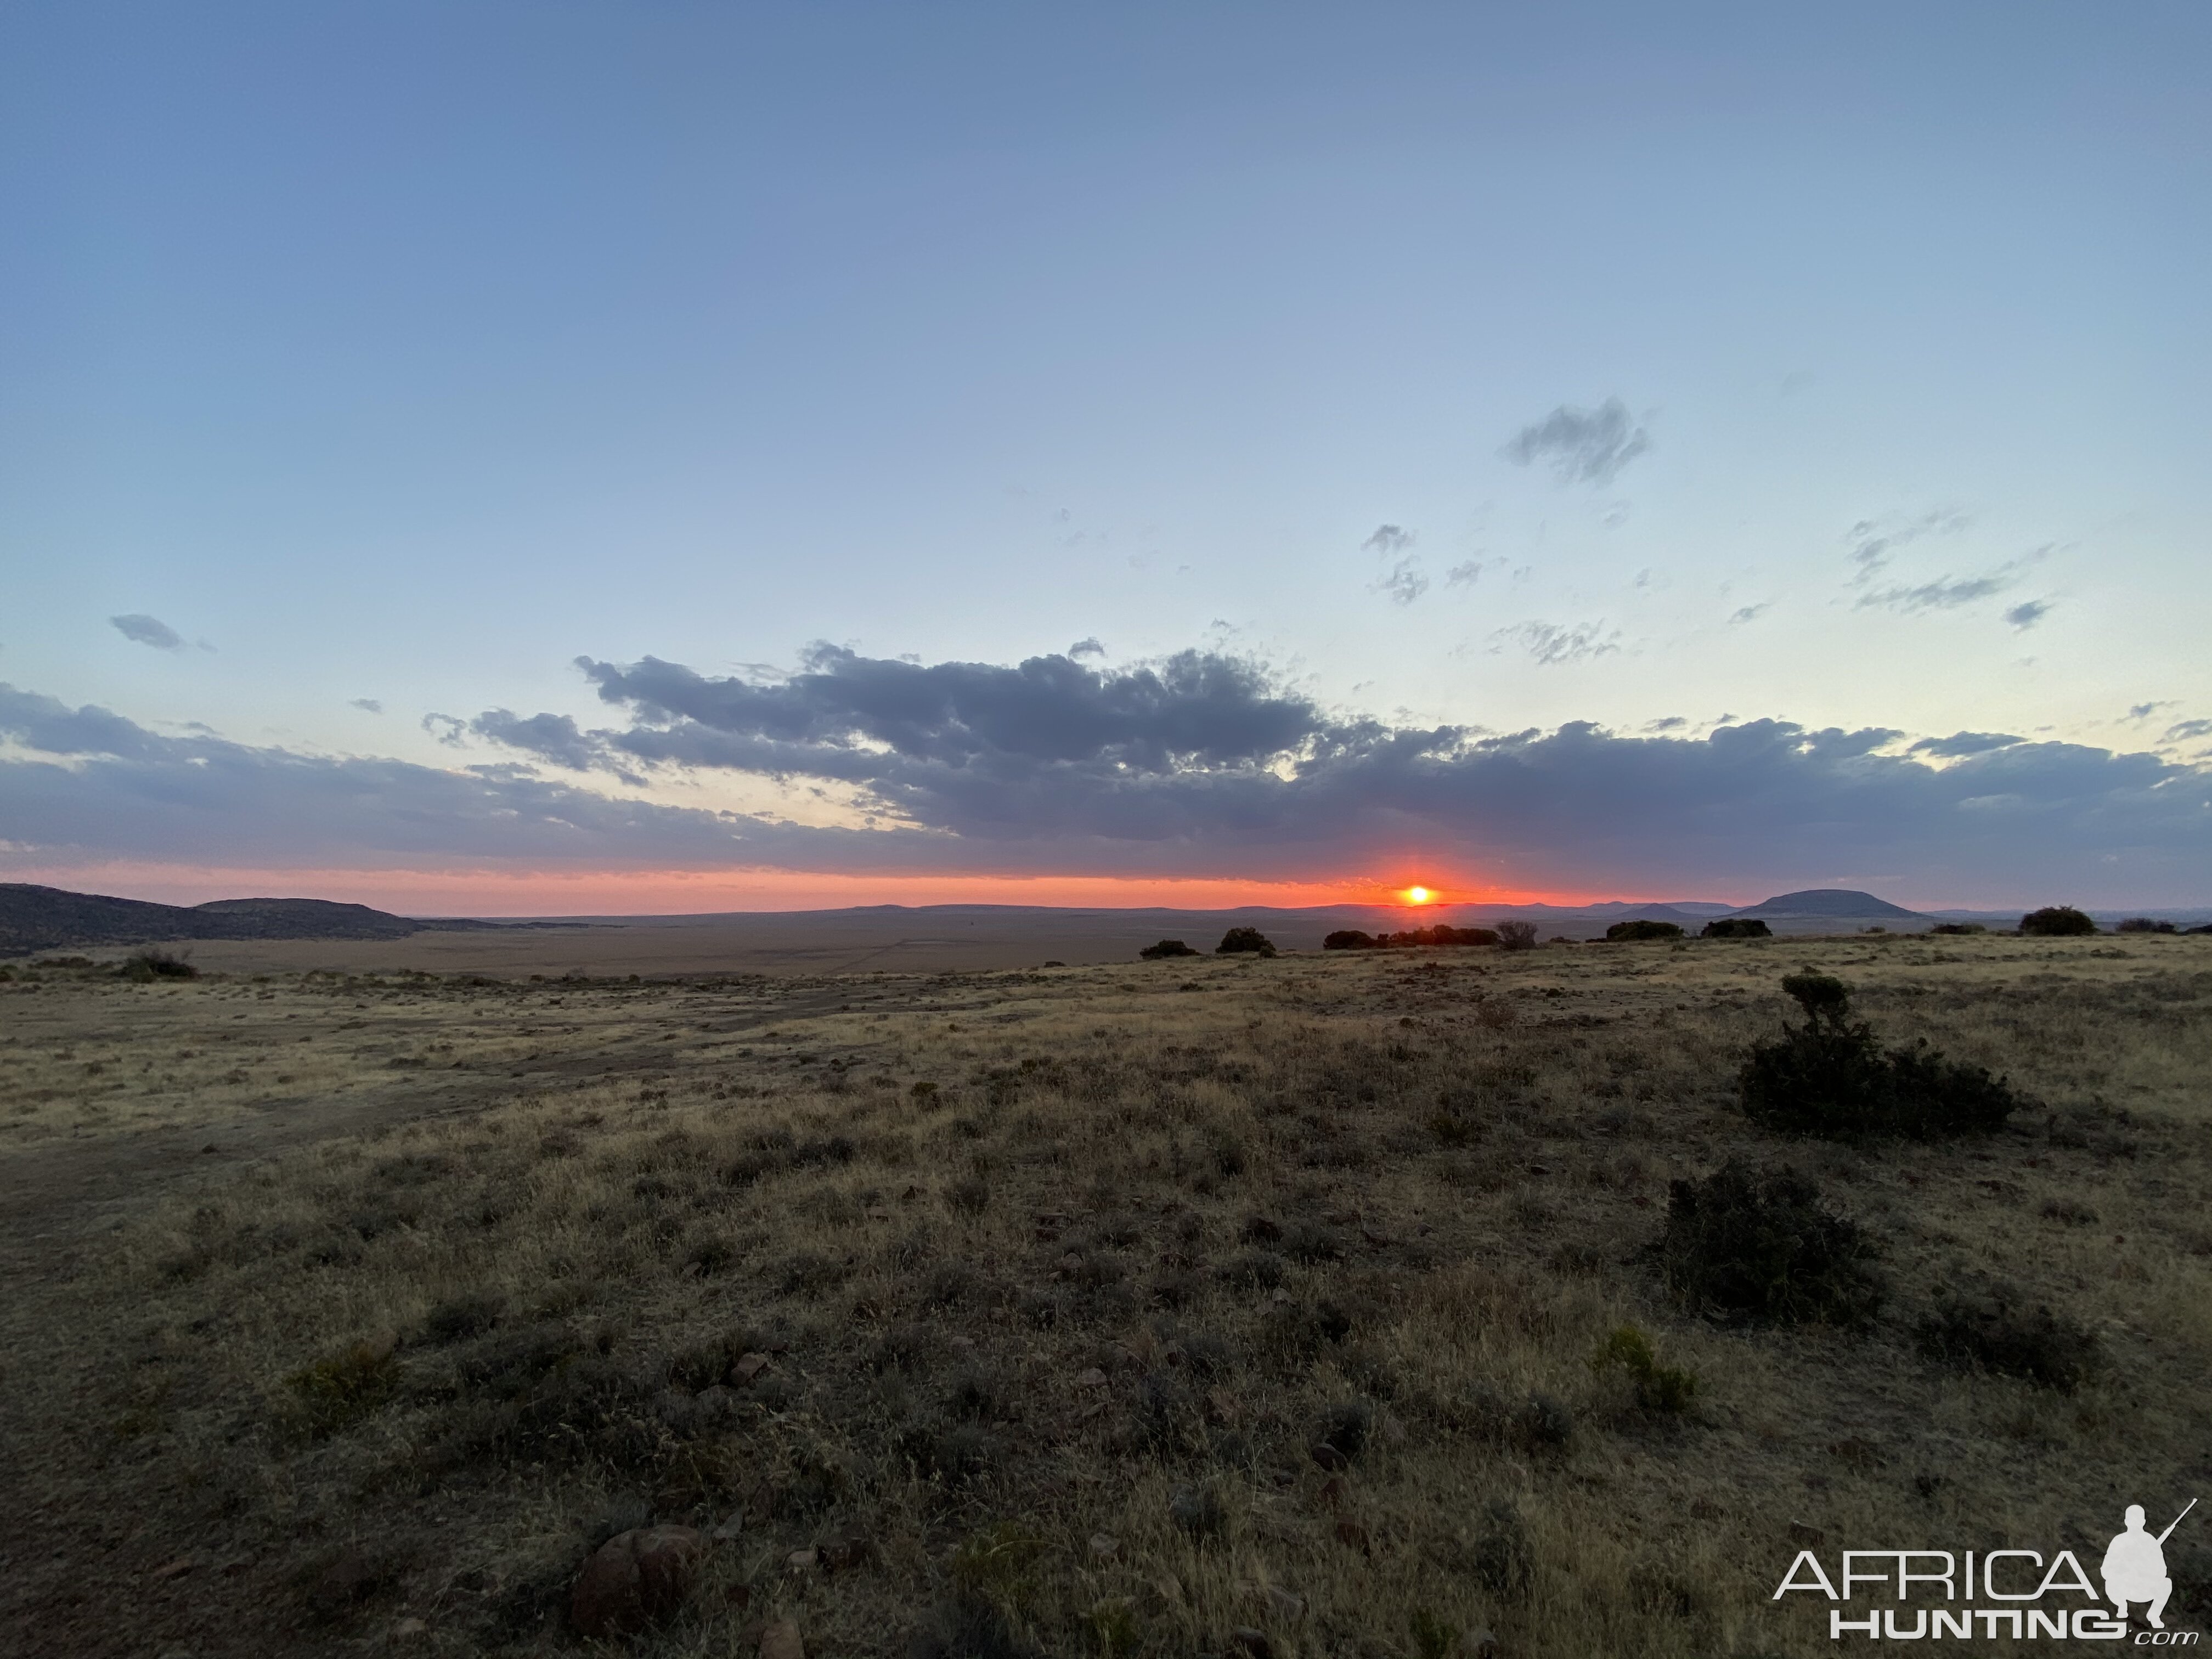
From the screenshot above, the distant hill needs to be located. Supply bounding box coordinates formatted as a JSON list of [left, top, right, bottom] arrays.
[[1725, 888, 1932, 922], [0, 884, 511, 955]]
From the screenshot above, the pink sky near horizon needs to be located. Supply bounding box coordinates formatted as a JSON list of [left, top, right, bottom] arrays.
[[0, 861, 1649, 916]]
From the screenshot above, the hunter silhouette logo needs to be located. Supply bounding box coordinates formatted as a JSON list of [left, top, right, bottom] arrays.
[[1774, 1498, 2200, 1643], [2107, 1501, 2194, 1630]]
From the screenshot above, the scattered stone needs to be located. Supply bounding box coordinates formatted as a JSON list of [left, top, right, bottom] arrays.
[[1313, 1476, 1346, 1513], [570, 1526, 705, 1639], [786, 1547, 817, 1571], [730, 1352, 772, 1384], [217, 1555, 254, 1577], [820, 1536, 872, 1573], [1169, 1482, 1226, 1538], [1074, 1367, 1109, 1389], [1787, 1521, 1825, 1548], [390, 1617, 428, 1643], [759, 1617, 805, 1659], [1088, 1533, 1120, 1561], [710, 1514, 744, 1544], [1333, 1519, 1372, 1555], [1263, 1583, 1305, 1620], [1231, 1628, 1275, 1659], [153, 1555, 197, 1581], [1468, 1627, 1499, 1655], [1309, 1442, 1349, 1473]]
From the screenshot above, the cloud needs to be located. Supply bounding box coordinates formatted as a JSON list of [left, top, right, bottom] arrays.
[[1362, 524, 1414, 556], [2129, 702, 2176, 722], [1444, 561, 1487, 588], [1855, 574, 2011, 614], [350, 698, 384, 714], [110, 614, 184, 651], [421, 713, 469, 747], [1489, 620, 1621, 667], [1068, 638, 1105, 658], [7, 646, 2211, 901], [2164, 719, 2212, 743], [1844, 510, 1970, 581], [2003, 600, 2051, 630], [1909, 731, 2025, 758], [1728, 603, 1770, 625], [1500, 398, 1650, 487], [1373, 560, 1428, 606]]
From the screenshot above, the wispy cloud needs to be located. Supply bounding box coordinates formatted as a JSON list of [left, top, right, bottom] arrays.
[[2003, 600, 2051, 630], [1361, 524, 1414, 556], [1728, 603, 1770, 626], [1856, 574, 2010, 614], [1068, 638, 1105, 658], [1500, 398, 1650, 487], [1373, 560, 1428, 606], [110, 613, 184, 651], [350, 698, 384, 714], [1909, 731, 2024, 758], [1444, 561, 1488, 588], [1489, 620, 1622, 666]]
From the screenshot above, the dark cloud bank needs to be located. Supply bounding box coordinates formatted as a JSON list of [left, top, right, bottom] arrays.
[[3, 646, 2208, 900]]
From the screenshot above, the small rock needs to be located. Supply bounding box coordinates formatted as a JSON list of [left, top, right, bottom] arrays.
[[1333, 1519, 1372, 1555], [786, 1547, 817, 1571], [571, 1526, 705, 1639], [153, 1555, 197, 1581], [1468, 1627, 1499, 1655], [1263, 1583, 1305, 1620], [820, 1536, 871, 1573], [1309, 1442, 1349, 1473], [730, 1352, 772, 1384], [1231, 1628, 1275, 1659], [1787, 1520, 1825, 1548], [1169, 1482, 1226, 1538], [1088, 1533, 1120, 1561], [759, 1617, 805, 1659], [1269, 1286, 1291, 1305], [1074, 1367, 1109, 1389], [1313, 1476, 1346, 1513], [217, 1555, 254, 1577], [390, 1617, 428, 1643]]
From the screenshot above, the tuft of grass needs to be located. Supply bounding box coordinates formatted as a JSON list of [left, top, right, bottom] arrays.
[[1916, 1285, 2102, 1392], [1591, 1324, 1697, 1414], [281, 1337, 399, 1438]]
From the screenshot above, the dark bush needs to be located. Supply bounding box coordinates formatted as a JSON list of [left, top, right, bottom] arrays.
[[1496, 919, 1539, 952], [1929, 922, 1985, 935], [1700, 918, 1771, 939], [1139, 939, 1201, 960], [1323, 929, 1378, 950], [1660, 1160, 1885, 1325], [1738, 973, 2021, 1139], [119, 947, 198, 981], [1383, 924, 1500, 948], [1215, 927, 1276, 957], [2020, 906, 2096, 936], [1606, 919, 1684, 942], [2115, 917, 2176, 934], [1916, 1286, 2101, 1391]]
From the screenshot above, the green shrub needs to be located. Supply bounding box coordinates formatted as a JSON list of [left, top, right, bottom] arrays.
[[1916, 1285, 2101, 1392], [1737, 973, 2020, 1139], [1214, 927, 1276, 957], [1139, 939, 1201, 959], [1590, 1324, 1697, 1413], [1606, 919, 1685, 941], [1700, 918, 1771, 939], [1660, 1160, 1885, 1325], [282, 1338, 400, 1437], [2020, 905, 2096, 936]]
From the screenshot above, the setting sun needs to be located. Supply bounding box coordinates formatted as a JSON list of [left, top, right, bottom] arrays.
[[1406, 885, 1431, 905]]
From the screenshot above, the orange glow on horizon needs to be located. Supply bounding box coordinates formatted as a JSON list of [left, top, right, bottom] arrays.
[[0, 860, 1611, 916]]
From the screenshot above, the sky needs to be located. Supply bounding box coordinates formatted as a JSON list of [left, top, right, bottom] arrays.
[[3, 1, 2209, 913]]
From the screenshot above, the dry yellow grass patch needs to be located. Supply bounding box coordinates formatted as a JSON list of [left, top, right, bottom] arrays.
[[1, 935, 2207, 1657]]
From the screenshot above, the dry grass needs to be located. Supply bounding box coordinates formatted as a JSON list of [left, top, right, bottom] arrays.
[[2, 934, 2209, 1656]]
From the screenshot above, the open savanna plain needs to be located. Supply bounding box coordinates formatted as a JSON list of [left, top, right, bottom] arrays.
[[2, 933, 2208, 1658]]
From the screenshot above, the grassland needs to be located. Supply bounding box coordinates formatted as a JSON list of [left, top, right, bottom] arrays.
[[1, 933, 2208, 1657]]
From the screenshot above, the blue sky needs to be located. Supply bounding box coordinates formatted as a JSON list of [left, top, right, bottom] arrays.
[[3, 2, 2209, 910]]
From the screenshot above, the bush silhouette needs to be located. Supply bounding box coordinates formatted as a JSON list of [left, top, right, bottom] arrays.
[[2115, 917, 2176, 934], [1929, 922, 1985, 935], [1660, 1160, 1884, 1326], [1139, 939, 1201, 960], [1605, 919, 1684, 942], [1916, 1284, 2101, 1392], [1323, 929, 1377, 950], [2020, 906, 2096, 936], [1214, 927, 1276, 957], [1737, 972, 2020, 1139], [1589, 1325, 1696, 1414], [1700, 918, 1771, 939], [1496, 919, 1539, 952], [119, 947, 198, 981]]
